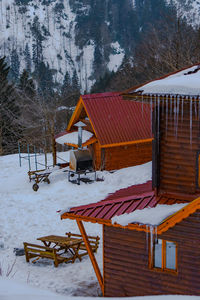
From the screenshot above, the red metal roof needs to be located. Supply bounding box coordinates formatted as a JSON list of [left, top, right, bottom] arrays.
[[81, 92, 152, 146], [62, 185, 189, 222], [104, 181, 152, 201]]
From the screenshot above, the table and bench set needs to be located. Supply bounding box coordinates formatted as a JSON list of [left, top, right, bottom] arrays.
[[23, 232, 100, 267]]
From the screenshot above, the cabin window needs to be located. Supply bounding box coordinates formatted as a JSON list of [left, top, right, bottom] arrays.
[[151, 239, 177, 273]]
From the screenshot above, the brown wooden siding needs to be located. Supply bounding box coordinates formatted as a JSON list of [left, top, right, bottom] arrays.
[[90, 142, 102, 170], [158, 102, 200, 195], [103, 142, 152, 171], [104, 210, 200, 297]]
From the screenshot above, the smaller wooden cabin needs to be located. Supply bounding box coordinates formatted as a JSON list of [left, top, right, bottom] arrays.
[[56, 92, 152, 171]]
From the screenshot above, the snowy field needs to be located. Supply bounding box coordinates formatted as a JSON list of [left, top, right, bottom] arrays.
[[0, 151, 152, 298], [1, 152, 200, 299]]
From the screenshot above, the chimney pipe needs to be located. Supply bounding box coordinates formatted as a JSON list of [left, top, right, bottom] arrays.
[[78, 126, 82, 149], [74, 121, 86, 150]]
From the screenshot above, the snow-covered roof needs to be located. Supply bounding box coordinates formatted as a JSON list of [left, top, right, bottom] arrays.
[[55, 130, 93, 145], [135, 64, 200, 96], [111, 203, 187, 227]]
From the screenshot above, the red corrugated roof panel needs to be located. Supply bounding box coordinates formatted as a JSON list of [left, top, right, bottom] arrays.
[[104, 181, 152, 201], [82, 92, 152, 146], [63, 188, 190, 222]]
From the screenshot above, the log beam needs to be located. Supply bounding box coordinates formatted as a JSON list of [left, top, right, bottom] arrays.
[[76, 220, 103, 293]]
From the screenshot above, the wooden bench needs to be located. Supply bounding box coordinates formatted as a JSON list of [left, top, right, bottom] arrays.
[[65, 232, 100, 257], [24, 238, 82, 267], [23, 242, 66, 267]]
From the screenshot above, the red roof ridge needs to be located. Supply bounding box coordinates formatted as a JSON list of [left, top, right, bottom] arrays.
[[82, 92, 120, 100]]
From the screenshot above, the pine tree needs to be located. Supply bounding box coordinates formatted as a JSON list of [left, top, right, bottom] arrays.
[[61, 70, 72, 95], [24, 43, 32, 73], [8, 49, 20, 83], [18, 69, 35, 97], [36, 62, 54, 96], [71, 69, 80, 92], [0, 57, 20, 154], [31, 16, 44, 72]]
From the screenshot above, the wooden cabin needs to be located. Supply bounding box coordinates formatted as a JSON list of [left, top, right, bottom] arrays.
[[124, 63, 200, 198], [56, 92, 152, 171], [60, 64, 200, 297]]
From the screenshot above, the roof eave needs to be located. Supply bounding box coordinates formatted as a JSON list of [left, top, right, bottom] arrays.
[[61, 196, 200, 235], [100, 138, 153, 148]]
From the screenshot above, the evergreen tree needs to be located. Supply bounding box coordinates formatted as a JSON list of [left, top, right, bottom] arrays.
[[0, 57, 20, 154], [8, 49, 20, 83], [36, 62, 54, 96], [61, 70, 72, 95], [71, 69, 80, 92], [18, 69, 35, 97], [24, 43, 32, 73], [31, 16, 44, 71]]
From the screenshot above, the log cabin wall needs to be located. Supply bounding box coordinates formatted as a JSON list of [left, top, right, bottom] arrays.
[[104, 211, 200, 297], [89, 142, 102, 170], [156, 101, 200, 195], [103, 141, 152, 171]]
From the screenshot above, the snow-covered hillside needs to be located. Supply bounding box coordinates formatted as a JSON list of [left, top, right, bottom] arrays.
[[0, 0, 124, 91], [167, 0, 200, 25], [0, 152, 151, 297]]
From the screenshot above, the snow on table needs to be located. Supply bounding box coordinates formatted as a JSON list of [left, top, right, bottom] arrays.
[[112, 203, 187, 227]]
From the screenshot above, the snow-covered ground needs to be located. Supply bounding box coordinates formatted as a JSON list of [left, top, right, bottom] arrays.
[[0, 152, 151, 298], [2, 278, 200, 300]]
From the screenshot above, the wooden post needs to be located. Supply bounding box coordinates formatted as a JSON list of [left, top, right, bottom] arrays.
[[52, 135, 57, 167], [76, 220, 103, 293]]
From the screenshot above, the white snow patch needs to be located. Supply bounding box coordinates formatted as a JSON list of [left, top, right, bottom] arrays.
[[166, 0, 200, 26], [108, 42, 125, 72], [131, 0, 136, 8], [136, 65, 200, 96], [55, 130, 93, 145], [56, 106, 69, 111], [0, 278, 67, 299], [1, 278, 200, 300], [112, 203, 187, 226]]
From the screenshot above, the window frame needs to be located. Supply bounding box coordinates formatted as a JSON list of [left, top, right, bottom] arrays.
[[149, 238, 178, 274]]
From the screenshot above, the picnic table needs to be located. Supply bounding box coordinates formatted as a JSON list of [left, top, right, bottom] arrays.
[[24, 235, 83, 267], [37, 235, 83, 263]]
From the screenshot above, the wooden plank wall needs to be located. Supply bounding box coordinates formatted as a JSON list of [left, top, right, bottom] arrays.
[[103, 142, 152, 171], [158, 102, 200, 195], [90, 142, 102, 170], [104, 211, 200, 297]]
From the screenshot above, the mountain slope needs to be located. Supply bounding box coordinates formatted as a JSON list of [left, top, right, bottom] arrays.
[[0, 0, 199, 92]]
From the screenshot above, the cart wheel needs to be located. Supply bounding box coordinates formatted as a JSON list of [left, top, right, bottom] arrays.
[[32, 183, 39, 192]]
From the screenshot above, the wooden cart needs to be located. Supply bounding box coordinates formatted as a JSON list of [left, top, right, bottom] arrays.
[[28, 169, 51, 191]]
